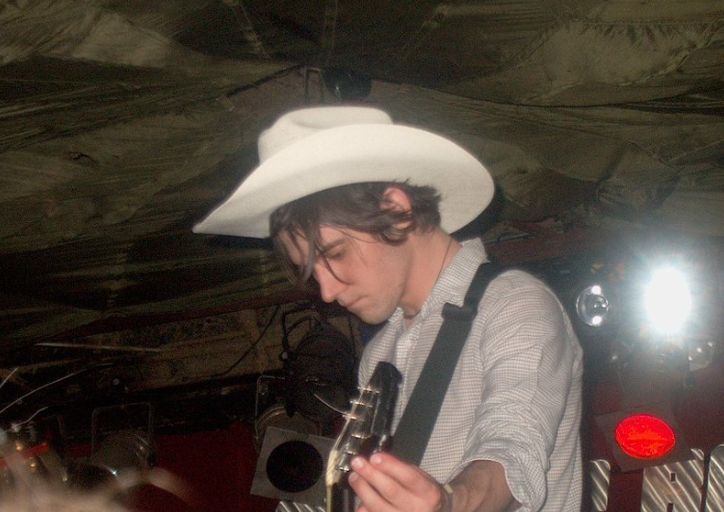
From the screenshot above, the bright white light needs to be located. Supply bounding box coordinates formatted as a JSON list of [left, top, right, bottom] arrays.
[[644, 266, 692, 334]]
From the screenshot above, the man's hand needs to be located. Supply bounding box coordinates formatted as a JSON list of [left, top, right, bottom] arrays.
[[347, 453, 514, 512], [348, 452, 448, 512]]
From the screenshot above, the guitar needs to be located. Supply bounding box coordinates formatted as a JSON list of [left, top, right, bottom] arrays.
[[325, 362, 402, 512]]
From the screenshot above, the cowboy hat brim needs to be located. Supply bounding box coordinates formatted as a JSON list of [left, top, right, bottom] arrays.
[[193, 123, 494, 238]]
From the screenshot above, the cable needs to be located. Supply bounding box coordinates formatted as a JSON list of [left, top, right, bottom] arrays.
[[212, 305, 281, 378], [0, 369, 85, 417], [0, 367, 19, 392], [11, 406, 48, 429], [0, 363, 112, 418]]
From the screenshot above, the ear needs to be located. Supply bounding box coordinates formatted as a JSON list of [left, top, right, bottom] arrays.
[[381, 186, 414, 232], [381, 185, 413, 214]]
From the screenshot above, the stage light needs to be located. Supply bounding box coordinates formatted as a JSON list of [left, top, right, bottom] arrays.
[[643, 266, 691, 335], [615, 414, 676, 460], [596, 403, 690, 472], [576, 284, 610, 327]]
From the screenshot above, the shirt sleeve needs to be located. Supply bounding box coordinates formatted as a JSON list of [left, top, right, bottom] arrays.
[[459, 270, 578, 510]]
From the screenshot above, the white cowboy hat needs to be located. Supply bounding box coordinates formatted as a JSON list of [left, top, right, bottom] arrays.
[[193, 106, 494, 238]]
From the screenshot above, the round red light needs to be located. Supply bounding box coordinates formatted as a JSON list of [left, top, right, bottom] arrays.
[[615, 414, 676, 459]]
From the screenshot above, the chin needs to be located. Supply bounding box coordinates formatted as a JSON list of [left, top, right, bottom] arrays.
[[355, 306, 394, 325]]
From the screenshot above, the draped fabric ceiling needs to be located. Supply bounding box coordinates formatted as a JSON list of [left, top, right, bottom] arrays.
[[0, 1, 722, 378]]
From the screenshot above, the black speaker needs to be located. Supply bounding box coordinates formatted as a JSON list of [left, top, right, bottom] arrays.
[[251, 426, 334, 507]]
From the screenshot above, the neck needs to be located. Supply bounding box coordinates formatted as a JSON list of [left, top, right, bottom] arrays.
[[400, 230, 460, 320]]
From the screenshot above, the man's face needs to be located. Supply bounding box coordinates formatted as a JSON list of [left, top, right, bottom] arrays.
[[279, 226, 413, 324]]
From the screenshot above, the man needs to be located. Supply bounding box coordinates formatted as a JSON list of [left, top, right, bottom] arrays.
[[194, 106, 583, 512]]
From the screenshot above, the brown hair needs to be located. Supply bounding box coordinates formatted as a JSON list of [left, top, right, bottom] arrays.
[[270, 181, 441, 284]]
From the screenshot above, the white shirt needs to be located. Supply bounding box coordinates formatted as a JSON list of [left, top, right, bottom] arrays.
[[358, 238, 583, 511]]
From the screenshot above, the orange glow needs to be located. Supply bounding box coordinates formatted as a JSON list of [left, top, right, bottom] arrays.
[[615, 414, 676, 459]]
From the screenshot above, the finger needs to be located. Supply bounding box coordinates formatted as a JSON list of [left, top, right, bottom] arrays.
[[357, 454, 448, 512], [368, 452, 440, 496], [350, 456, 425, 510], [348, 469, 394, 512]]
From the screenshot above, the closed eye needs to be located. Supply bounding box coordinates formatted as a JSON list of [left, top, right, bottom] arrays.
[[325, 249, 345, 261], [320, 238, 347, 262]]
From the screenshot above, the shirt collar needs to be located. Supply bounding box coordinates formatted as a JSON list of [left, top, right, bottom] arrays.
[[389, 237, 489, 326]]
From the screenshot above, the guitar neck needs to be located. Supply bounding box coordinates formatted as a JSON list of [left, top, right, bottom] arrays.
[[324, 362, 402, 512], [326, 478, 355, 512]]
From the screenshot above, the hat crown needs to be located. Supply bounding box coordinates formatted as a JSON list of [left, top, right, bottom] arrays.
[[194, 106, 494, 238], [257, 106, 393, 162]]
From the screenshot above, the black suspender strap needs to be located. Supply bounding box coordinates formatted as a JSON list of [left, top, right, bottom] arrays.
[[390, 263, 500, 465]]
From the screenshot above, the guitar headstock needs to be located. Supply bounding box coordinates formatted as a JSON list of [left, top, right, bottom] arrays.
[[325, 362, 402, 512]]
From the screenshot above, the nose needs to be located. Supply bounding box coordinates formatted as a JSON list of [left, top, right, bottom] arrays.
[[314, 264, 345, 304]]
